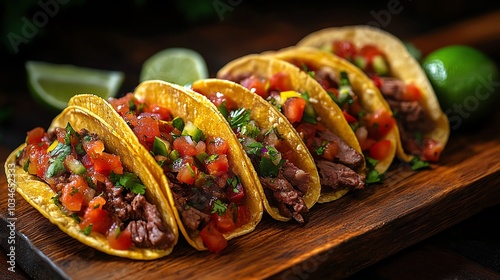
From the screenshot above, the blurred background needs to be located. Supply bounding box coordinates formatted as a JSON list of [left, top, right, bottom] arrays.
[[1, 0, 500, 150]]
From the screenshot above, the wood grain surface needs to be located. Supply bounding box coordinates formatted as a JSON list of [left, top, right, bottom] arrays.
[[1, 111, 498, 280]]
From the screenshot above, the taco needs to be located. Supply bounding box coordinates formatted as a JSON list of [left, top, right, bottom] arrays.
[[5, 106, 178, 260], [68, 81, 263, 253], [217, 55, 366, 203], [191, 78, 321, 224], [267, 46, 399, 180], [297, 25, 450, 163]]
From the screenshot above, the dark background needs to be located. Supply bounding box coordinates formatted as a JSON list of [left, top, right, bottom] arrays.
[[1, 0, 500, 150], [1, 1, 499, 279]]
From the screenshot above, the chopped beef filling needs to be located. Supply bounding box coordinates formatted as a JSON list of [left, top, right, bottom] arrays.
[[316, 160, 364, 191], [167, 173, 212, 233], [318, 130, 364, 171], [260, 173, 309, 224], [106, 184, 175, 249], [379, 77, 436, 152]]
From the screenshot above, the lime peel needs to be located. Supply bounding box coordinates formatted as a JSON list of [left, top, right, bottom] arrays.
[[139, 48, 209, 86], [26, 61, 124, 111]]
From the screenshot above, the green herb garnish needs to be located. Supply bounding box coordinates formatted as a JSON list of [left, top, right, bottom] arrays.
[[110, 172, 146, 195], [211, 199, 227, 215]]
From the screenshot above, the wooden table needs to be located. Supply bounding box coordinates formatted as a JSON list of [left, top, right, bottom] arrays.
[[1, 2, 499, 279]]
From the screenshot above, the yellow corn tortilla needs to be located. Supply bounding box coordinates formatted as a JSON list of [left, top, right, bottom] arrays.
[[217, 55, 366, 203], [4, 106, 178, 260], [191, 78, 321, 222], [69, 81, 263, 251], [297, 25, 450, 162], [266, 46, 398, 174]]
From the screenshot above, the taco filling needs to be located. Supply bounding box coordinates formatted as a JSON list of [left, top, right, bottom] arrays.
[[325, 41, 442, 161], [16, 123, 175, 251], [229, 71, 365, 194], [203, 90, 311, 224], [109, 93, 252, 253], [296, 62, 395, 182]]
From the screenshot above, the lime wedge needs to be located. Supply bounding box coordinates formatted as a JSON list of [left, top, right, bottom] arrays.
[[26, 61, 124, 111], [139, 48, 208, 86]]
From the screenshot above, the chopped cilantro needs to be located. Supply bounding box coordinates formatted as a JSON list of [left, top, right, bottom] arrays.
[[366, 169, 383, 184], [110, 172, 146, 195], [218, 101, 229, 119], [82, 225, 92, 235], [211, 199, 227, 215], [410, 157, 429, 170], [245, 142, 264, 155], [228, 108, 251, 129], [227, 176, 240, 193], [51, 192, 62, 208], [71, 214, 81, 223], [46, 143, 71, 178], [23, 159, 30, 172], [65, 123, 78, 145], [315, 141, 328, 156]]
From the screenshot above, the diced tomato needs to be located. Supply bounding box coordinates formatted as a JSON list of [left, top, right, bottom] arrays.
[[206, 136, 229, 155], [369, 139, 392, 160], [80, 196, 111, 235], [177, 163, 198, 185], [355, 126, 375, 151], [343, 111, 357, 124], [109, 93, 137, 116], [234, 205, 251, 228], [83, 139, 105, 157], [422, 139, 443, 162], [332, 40, 357, 60], [206, 154, 229, 176], [370, 74, 384, 89], [358, 44, 384, 61], [26, 127, 45, 145], [364, 109, 395, 140], [240, 75, 269, 99], [133, 115, 161, 148], [27, 144, 50, 177], [143, 103, 171, 121], [322, 141, 339, 161], [60, 174, 89, 212], [92, 152, 123, 175], [269, 72, 293, 92], [226, 181, 245, 204], [173, 136, 198, 157], [295, 123, 317, 148], [203, 91, 238, 111], [282, 97, 306, 124], [107, 227, 133, 250], [195, 141, 206, 154], [213, 211, 235, 233], [200, 223, 227, 253], [401, 83, 422, 101]]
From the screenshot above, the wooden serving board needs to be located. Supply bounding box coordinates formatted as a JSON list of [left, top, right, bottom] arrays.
[[1, 112, 499, 280]]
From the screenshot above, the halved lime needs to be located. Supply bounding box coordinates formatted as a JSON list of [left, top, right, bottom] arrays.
[[26, 61, 124, 111], [139, 48, 209, 86]]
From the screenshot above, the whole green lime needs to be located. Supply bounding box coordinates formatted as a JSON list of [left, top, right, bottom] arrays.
[[422, 45, 499, 127]]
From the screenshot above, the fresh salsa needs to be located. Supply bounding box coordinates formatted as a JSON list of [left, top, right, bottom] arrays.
[[233, 72, 365, 193], [200, 89, 311, 224], [327, 40, 443, 162], [109, 93, 251, 253], [300, 64, 395, 182], [16, 123, 175, 251]]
